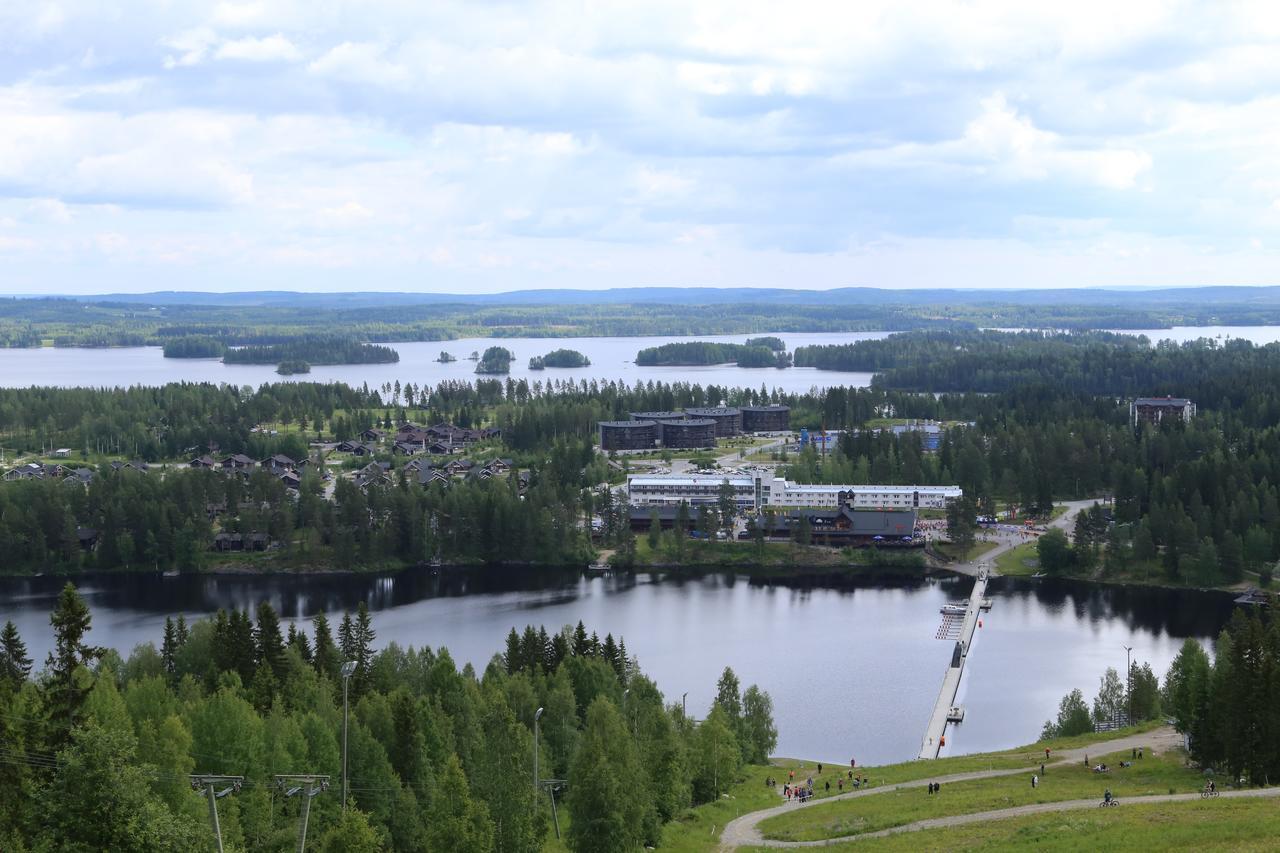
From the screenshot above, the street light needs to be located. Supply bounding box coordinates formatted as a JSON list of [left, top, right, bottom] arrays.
[[340, 660, 358, 812], [1122, 645, 1133, 727], [534, 707, 544, 793], [682, 691, 688, 719]]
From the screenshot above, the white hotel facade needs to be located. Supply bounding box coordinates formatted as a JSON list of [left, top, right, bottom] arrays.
[[626, 474, 962, 511]]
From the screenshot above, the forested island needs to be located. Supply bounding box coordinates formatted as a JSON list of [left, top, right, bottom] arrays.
[[436, 351, 457, 363], [745, 336, 785, 351], [636, 342, 791, 368], [475, 346, 514, 374], [223, 336, 399, 367], [528, 348, 590, 370], [275, 359, 310, 375], [0, 587, 776, 851], [160, 335, 226, 358]]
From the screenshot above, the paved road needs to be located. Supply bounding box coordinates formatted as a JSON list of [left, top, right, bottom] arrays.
[[947, 498, 1102, 578], [719, 727, 1183, 849]]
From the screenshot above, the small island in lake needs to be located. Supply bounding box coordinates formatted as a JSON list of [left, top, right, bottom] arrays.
[[475, 346, 515, 374], [529, 348, 590, 370], [222, 335, 399, 366], [635, 341, 791, 368], [437, 351, 457, 363], [275, 359, 311, 375], [745, 336, 786, 351]]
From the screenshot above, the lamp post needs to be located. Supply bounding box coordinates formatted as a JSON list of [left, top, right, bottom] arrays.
[[682, 692, 688, 719], [1122, 645, 1133, 727], [534, 707, 544, 793], [340, 660, 357, 812]]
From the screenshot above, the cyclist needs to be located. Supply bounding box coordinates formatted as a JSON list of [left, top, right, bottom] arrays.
[[1103, 788, 1113, 805]]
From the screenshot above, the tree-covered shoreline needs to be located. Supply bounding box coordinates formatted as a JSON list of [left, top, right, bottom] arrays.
[[0, 587, 776, 851]]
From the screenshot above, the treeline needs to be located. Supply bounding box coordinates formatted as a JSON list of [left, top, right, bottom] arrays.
[[635, 342, 790, 368], [0, 587, 776, 851], [1047, 609, 1280, 788], [0, 382, 381, 460], [0, 437, 603, 573], [161, 335, 227, 358], [796, 329, 1280, 400], [16, 293, 1280, 350], [223, 337, 399, 366], [1164, 610, 1280, 785]]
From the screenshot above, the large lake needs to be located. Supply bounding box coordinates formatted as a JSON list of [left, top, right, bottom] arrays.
[[3, 325, 1278, 392], [0, 332, 882, 393], [0, 569, 1231, 765]]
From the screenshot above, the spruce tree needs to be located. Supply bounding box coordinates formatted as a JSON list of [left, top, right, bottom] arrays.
[[0, 620, 33, 688], [311, 612, 340, 680], [46, 583, 103, 736], [504, 628, 521, 674], [255, 601, 287, 680], [160, 617, 177, 682]]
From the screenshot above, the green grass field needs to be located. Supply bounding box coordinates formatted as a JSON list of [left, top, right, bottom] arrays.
[[569, 722, 1169, 853], [995, 541, 1040, 575], [757, 745, 1201, 842], [744, 797, 1280, 852]]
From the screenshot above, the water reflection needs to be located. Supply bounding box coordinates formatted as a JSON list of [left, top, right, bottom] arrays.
[[0, 569, 1235, 764]]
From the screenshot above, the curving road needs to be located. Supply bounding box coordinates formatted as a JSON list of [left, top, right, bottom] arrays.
[[947, 498, 1102, 578], [719, 727, 1184, 849]]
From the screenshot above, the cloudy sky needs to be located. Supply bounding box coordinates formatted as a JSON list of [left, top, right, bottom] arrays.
[[2, 0, 1279, 294]]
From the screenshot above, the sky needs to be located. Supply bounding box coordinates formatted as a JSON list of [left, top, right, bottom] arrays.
[[2, 1, 1280, 294]]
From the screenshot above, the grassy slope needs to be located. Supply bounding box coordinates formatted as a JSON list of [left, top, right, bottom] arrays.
[[758, 744, 1200, 842], [556, 722, 1167, 852], [995, 541, 1039, 575], [745, 798, 1280, 852]]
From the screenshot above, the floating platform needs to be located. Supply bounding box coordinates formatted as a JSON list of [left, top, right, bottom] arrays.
[[946, 706, 965, 722], [920, 572, 990, 760]]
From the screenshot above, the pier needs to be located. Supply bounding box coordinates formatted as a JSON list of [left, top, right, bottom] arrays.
[[918, 569, 989, 759]]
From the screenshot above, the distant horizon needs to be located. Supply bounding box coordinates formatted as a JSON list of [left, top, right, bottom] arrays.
[[7, 282, 1280, 300]]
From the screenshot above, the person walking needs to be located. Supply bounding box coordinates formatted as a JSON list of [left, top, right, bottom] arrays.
[[1031, 775, 1037, 789]]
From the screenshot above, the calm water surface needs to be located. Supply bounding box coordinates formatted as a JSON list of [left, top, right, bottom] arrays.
[[0, 569, 1232, 765], [0, 332, 882, 393], [5, 325, 1279, 392]]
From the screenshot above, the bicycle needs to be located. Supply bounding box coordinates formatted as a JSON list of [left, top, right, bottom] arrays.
[[1099, 798, 1119, 807], [1201, 788, 1219, 799]]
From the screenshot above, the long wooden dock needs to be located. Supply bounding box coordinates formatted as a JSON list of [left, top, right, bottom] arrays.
[[918, 570, 989, 759]]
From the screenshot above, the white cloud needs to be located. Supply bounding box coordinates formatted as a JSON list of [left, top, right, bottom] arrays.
[[1, 1, 1280, 291], [308, 42, 410, 87], [161, 28, 218, 68], [215, 34, 301, 63]]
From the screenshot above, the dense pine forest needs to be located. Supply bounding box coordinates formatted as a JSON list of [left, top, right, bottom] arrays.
[[1, 295, 1262, 350], [0, 587, 775, 851], [6, 330, 1280, 584], [222, 338, 399, 367]]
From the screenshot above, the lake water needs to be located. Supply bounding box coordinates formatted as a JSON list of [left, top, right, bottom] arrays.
[[0, 569, 1231, 765], [0, 332, 882, 394], [4, 325, 1280, 393]]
